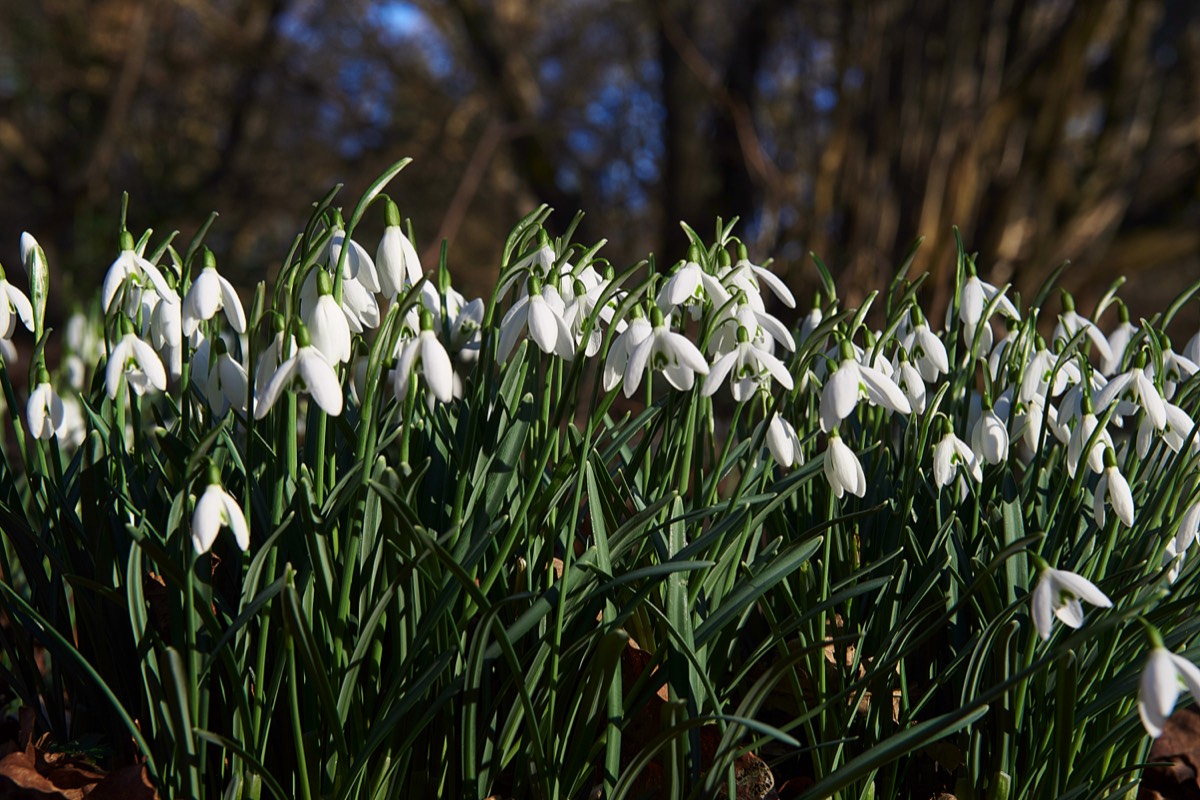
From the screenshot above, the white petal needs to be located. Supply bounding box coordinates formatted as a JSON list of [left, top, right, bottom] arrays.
[[702, 350, 739, 397], [255, 356, 299, 418], [527, 295, 559, 355], [821, 363, 860, 432], [297, 349, 343, 416], [192, 487, 224, 554], [1054, 569, 1113, 610], [1109, 469, 1134, 527], [1054, 597, 1085, 629], [1032, 572, 1054, 640], [624, 336, 654, 398], [220, 490, 250, 551], [497, 297, 530, 362], [1140, 648, 1180, 738], [420, 333, 455, 403]]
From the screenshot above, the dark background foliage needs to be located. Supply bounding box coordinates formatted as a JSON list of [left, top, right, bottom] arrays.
[[1, 0, 1198, 319]]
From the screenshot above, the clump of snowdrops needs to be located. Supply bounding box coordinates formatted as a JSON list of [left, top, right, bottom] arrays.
[[1, 158, 1199, 799]]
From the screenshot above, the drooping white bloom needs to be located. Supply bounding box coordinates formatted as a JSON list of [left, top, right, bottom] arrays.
[[933, 420, 982, 491], [182, 254, 247, 336], [193, 339, 249, 416], [623, 310, 709, 397], [497, 281, 574, 361], [1174, 500, 1200, 554], [1053, 293, 1113, 367], [0, 267, 34, 340], [192, 479, 250, 554], [819, 344, 911, 433], [1020, 345, 1082, 404], [656, 252, 729, 317], [759, 413, 804, 469], [376, 200, 423, 296], [149, 294, 184, 381], [971, 407, 1009, 465], [328, 224, 380, 293], [1066, 402, 1112, 477], [106, 328, 168, 398], [1139, 646, 1200, 738], [1137, 401, 1200, 459], [895, 358, 927, 415], [602, 313, 653, 393], [1156, 345, 1199, 400], [720, 247, 796, 309], [1030, 562, 1112, 640], [101, 233, 178, 313], [254, 323, 343, 418], [1094, 448, 1134, 528], [1094, 354, 1165, 430], [823, 430, 866, 499], [702, 327, 793, 401], [27, 374, 66, 441], [958, 273, 1019, 327], [394, 309, 455, 404], [1103, 305, 1137, 375], [708, 293, 793, 357], [303, 271, 352, 365], [902, 316, 949, 383]]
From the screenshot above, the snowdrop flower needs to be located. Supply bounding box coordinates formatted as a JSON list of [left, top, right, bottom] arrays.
[[1164, 539, 1185, 584], [1174, 500, 1200, 554], [602, 308, 652, 393], [987, 318, 1023, 382], [1053, 291, 1113, 366], [1066, 398, 1113, 477], [1155, 340, 1199, 400], [106, 320, 168, 399], [901, 309, 949, 383], [819, 341, 911, 432], [798, 295, 824, 343], [623, 308, 709, 397], [958, 271, 1019, 328], [1020, 342, 1082, 404], [1093, 351, 1164, 430], [254, 321, 343, 418], [758, 412, 804, 469], [254, 317, 294, 396], [299, 259, 380, 334], [562, 272, 623, 358], [1139, 637, 1200, 738], [149, 294, 184, 381], [102, 231, 178, 313], [823, 429, 866, 499], [1094, 448, 1134, 527], [193, 338, 249, 416], [933, 417, 982, 492], [1029, 558, 1112, 640], [971, 403, 1009, 465], [327, 219, 380, 293], [182, 250, 247, 336], [0, 264, 34, 340], [894, 353, 927, 415], [708, 292, 793, 358], [375, 199, 423, 296], [192, 469, 249, 554], [656, 247, 729, 318], [1103, 302, 1137, 375], [394, 308, 455, 404], [496, 276, 574, 361], [27, 368, 66, 441], [701, 326, 792, 401], [721, 245, 796, 309], [303, 270, 352, 365]]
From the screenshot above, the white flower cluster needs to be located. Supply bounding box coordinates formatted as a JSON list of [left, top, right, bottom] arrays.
[[8, 200, 1200, 739]]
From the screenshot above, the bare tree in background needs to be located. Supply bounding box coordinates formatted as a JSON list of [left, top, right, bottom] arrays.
[[0, 0, 1196, 319]]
